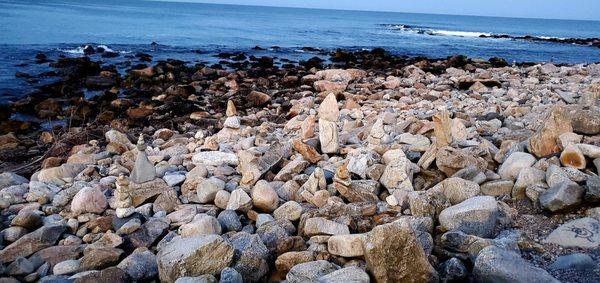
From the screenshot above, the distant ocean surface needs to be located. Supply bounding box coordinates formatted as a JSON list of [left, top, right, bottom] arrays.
[[1, 0, 600, 102]]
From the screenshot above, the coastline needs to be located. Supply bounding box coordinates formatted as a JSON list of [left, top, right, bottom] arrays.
[[0, 46, 599, 281]]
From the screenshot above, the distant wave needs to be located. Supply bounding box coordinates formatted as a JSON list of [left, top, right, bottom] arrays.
[[58, 44, 131, 55], [382, 24, 600, 48], [384, 24, 491, 38]]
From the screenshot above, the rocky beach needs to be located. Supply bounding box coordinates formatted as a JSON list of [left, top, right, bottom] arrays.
[[0, 46, 599, 283]]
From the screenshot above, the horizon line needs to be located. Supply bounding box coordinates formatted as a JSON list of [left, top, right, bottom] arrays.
[[149, 0, 600, 22]]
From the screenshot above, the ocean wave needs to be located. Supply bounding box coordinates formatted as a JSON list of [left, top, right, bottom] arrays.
[[383, 24, 490, 38], [382, 24, 599, 48], [59, 44, 131, 54]]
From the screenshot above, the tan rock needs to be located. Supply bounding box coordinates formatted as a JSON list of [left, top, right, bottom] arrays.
[[560, 143, 586, 169], [363, 221, 438, 282], [327, 234, 364, 257], [292, 139, 321, 164], [529, 106, 573, 157], [318, 93, 340, 122], [251, 180, 279, 212], [248, 91, 271, 106]]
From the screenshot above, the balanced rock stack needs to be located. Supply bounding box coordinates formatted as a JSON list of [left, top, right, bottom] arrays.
[[0, 59, 599, 283]]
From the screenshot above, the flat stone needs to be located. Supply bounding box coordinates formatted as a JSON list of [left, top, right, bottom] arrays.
[[0, 224, 65, 263], [304, 217, 349, 236], [192, 151, 238, 166], [480, 179, 514, 196], [474, 246, 559, 282], [129, 178, 169, 207], [544, 217, 599, 249]]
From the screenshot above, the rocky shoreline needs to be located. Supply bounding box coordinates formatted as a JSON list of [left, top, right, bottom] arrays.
[[0, 48, 599, 282]]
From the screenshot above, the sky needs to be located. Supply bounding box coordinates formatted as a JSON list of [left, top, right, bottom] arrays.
[[160, 0, 600, 21]]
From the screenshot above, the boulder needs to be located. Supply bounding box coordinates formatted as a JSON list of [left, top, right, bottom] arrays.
[[157, 235, 234, 283], [544, 217, 599, 248], [0, 225, 65, 262], [539, 181, 584, 212], [528, 106, 573, 157], [473, 246, 559, 282], [362, 221, 438, 282], [438, 196, 505, 238]]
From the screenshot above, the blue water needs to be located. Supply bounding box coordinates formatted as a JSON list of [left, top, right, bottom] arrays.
[[1, 0, 600, 102]]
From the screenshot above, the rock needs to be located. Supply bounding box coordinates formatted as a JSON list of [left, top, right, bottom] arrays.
[[286, 260, 339, 283], [380, 156, 416, 191], [129, 178, 170, 207], [220, 267, 243, 283], [217, 210, 242, 232], [223, 116, 241, 129], [37, 163, 86, 185], [430, 177, 480, 205], [53, 259, 81, 275], [362, 221, 438, 283], [72, 266, 129, 282], [275, 251, 315, 273], [252, 180, 279, 212], [6, 257, 35, 276], [473, 246, 559, 283], [560, 143, 586, 169], [316, 266, 370, 283], [226, 189, 252, 212], [292, 140, 321, 164], [0, 172, 28, 189], [174, 275, 217, 283], [274, 156, 308, 181], [438, 258, 468, 283], [197, 177, 225, 203], [247, 91, 271, 106], [0, 225, 65, 262], [164, 172, 186, 186], [192, 151, 239, 166], [10, 209, 42, 229], [303, 217, 349, 236], [480, 179, 514, 196], [327, 234, 364, 257], [548, 253, 596, 270], [273, 201, 303, 221], [546, 164, 571, 187], [179, 215, 222, 237], [544, 217, 599, 248], [435, 147, 487, 176], [79, 247, 123, 270], [71, 186, 107, 215], [438, 196, 505, 238], [127, 217, 169, 248], [157, 235, 234, 283], [319, 119, 339, 154], [587, 176, 600, 203], [229, 232, 270, 281], [539, 181, 584, 212], [513, 167, 546, 199], [497, 152, 536, 180], [528, 106, 573, 158], [130, 136, 156, 184]]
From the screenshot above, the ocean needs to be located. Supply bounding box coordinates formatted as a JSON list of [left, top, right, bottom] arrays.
[[1, 0, 600, 102]]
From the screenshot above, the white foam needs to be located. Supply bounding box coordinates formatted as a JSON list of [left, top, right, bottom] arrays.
[[429, 29, 491, 38]]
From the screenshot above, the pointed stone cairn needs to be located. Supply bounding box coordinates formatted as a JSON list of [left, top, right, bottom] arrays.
[[130, 134, 156, 184], [114, 174, 134, 218], [223, 100, 241, 129], [318, 93, 340, 154]]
